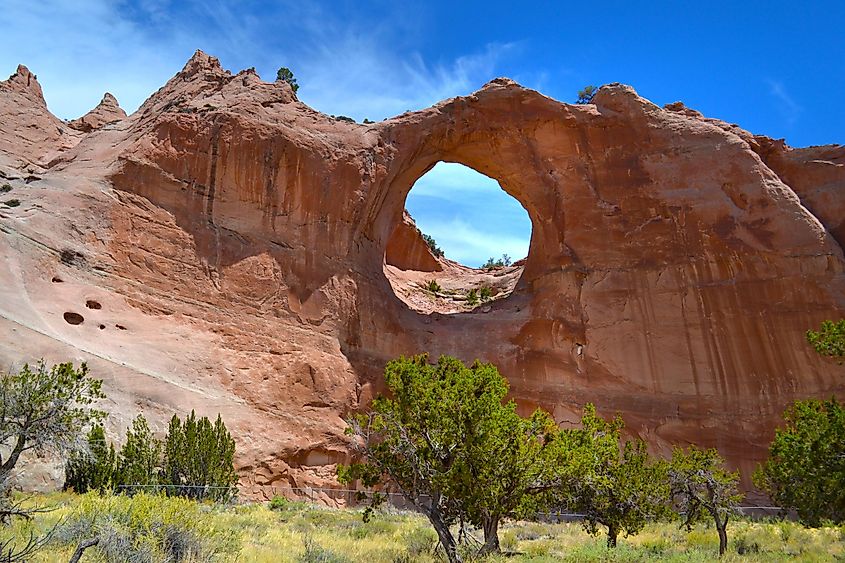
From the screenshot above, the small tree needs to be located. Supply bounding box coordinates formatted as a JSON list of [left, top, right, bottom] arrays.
[[64, 425, 117, 493], [275, 67, 299, 93], [754, 397, 845, 526], [669, 446, 741, 556], [0, 360, 105, 483], [466, 288, 479, 307], [807, 319, 845, 361], [117, 414, 162, 490], [163, 411, 238, 501], [565, 404, 669, 548], [341, 355, 560, 559], [421, 233, 445, 258], [576, 85, 598, 104], [457, 406, 557, 554]]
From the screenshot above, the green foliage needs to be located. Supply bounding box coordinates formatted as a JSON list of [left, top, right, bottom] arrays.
[[268, 495, 291, 511], [669, 445, 741, 555], [301, 533, 348, 562], [117, 414, 162, 489], [0, 360, 105, 481], [340, 355, 552, 560], [2, 199, 20, 207], [163, 411, 239, 502], [754, 397, 845, 526], [53, 491, 238, 562], [421, 233, 444, 258], [479, 286, 492, 301], [276, 66, 299, 92], [576, 85, 599, 104], [482, 254, 511, 270], [424, 279, 441, 293], [0, 183, 11, 193], [807, 319, 845, 360], [466, 288, 479, 306], [362, 118, 374, 124], [64, 424, 117, 493], [561, 404, 670, 548]]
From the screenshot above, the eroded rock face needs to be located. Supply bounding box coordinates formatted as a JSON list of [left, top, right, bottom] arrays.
[[0, 51, 843, 494], [385, 210, 443, 272], [0, 65, 81, 166], [68, 93, 127, 133]]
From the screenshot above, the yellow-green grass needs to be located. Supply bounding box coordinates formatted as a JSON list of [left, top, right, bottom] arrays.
[[4, 492, 845, 562]]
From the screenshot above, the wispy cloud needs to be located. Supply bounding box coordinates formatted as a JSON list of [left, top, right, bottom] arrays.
[[766, 79, 803, 127], [406, 164, 532, 267], [1, 0, 518, 121], [417, 217, 530, 267]]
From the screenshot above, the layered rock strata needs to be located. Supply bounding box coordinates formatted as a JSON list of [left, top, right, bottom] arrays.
[[0, 52, 842, 494]]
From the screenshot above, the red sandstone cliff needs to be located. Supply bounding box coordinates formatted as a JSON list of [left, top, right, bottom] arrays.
[[0, 52, 842, 494]]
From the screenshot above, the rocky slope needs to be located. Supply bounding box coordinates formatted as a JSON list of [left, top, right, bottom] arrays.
[[0, 51, 843, 495]]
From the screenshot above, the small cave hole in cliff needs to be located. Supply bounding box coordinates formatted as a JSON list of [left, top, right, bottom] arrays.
[[384, 162, 531, 314]]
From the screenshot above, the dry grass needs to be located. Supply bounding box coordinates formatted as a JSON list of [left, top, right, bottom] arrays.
[[4, 492, 845, 562]]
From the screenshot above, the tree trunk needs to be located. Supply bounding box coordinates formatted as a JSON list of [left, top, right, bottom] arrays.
[[0, 436, 26, 482], [479, 514, 501, 554], [607, 524, 618, 548], [69, 537, 99, 563], [715, 516, 728, 557], [428, 511, 461, 563]]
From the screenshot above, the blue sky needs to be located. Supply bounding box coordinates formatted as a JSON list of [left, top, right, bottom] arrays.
[[2, 1, 842, 266]]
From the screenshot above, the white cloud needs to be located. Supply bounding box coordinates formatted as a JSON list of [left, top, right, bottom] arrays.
[[0, 0, 518, 122], [418, 217, 530, 267], [767, 79, 803, 127]]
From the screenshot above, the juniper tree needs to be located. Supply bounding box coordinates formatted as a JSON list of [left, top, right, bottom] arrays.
[[340, 355, 559, 560], [807, 319, 845, 361], [754, 397, 845, 526], [117, 414, 162, 490], [669, 446, 741, 556], [163, 411, 238, 501], [0, 360, 105, 484], [275, 67, 299, 92], [562, 404, 670, 548], [64, 425, 116, 493]]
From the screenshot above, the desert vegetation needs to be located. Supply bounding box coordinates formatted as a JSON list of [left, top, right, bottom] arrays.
[[2, 319, 843, 561]]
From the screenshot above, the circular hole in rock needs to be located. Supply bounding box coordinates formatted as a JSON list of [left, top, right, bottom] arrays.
[[98, 324, 105, 330], [63, 312, 84, 325], [385, 162, 532, 315], [115, 324, 127, 330], [51, 276, 63, 283], [85, 300, 102, 310]]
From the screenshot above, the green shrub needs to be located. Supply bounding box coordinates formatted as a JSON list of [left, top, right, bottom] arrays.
[[425, 279, 441, 293], [466, 288, 479, 306], [276, 67, 299, 93], [0, 183, 11, 193], [754, 397, 845, 525], [117, 414, 162, 489], [402, 526, 437, 556], [52, 492, 238, 562], [64, 425, 117, 493], [576, 85, 598, 104], [300, 533, 348, 563], [2, 199, 20, 207], [479, 286, 492, 301], [163, 411, 238, 501], [268, 495, 290, 511], [421, 233, 444, 258]]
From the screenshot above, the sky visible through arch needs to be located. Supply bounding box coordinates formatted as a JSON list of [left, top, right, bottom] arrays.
[[406, 163, 531, 268], [2, 1, 842, 265]]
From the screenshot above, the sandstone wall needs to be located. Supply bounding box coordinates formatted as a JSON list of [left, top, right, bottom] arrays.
[[0, 52, 842, 492]]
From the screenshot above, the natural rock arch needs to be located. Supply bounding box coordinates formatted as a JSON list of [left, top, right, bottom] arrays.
[[2, 52, 842, 494]]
